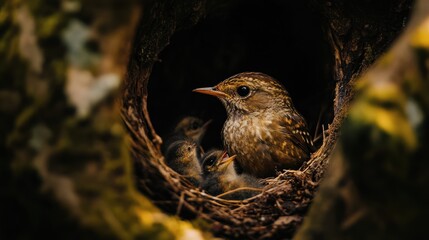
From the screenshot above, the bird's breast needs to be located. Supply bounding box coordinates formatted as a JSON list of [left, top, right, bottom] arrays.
[[223, 115, 271, 148], [223, 114, 276, 173]]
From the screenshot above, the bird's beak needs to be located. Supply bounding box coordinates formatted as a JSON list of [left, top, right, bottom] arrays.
[[193, 87, 228, 98], [202, 119, 212, 130], [219, 154, 236, 169], [220, 151, 228, 160]]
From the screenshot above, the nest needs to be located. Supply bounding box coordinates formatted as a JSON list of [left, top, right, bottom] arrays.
[[123, 94, 341, 238], [120, 0, 409, 238], [121, 3, 341, 240], [122, 38, 340, 240]]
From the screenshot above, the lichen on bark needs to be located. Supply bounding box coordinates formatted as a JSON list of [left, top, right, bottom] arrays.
[[295, 1, 429, 239], [1, 1, 207, 239]]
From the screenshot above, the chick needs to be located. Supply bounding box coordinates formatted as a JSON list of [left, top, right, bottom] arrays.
[[201, 150, 262, 200], [162, 116, 211, 156], [165, 139, 203, 187], [173, 116, 211, 144]]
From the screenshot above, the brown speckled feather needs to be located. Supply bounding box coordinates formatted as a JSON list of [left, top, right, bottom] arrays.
[[277, 112, 314, 157]]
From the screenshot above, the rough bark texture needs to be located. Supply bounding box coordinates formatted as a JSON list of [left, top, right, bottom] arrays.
[[315, 0, 412, 114], [303, 0, 412, 181], [295, 0, 429, 238], [1, 1, 206, 239]]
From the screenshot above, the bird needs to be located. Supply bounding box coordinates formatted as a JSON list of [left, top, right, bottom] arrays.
[[164, 139, 203, 187], [201, 150, 262, 200], [162, 116, 211, 156], [193, 72, 314, 178], [172, 116, 212, 144]]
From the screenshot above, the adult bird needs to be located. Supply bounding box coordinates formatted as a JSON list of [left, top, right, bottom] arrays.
[[194, 72, 314, 178]]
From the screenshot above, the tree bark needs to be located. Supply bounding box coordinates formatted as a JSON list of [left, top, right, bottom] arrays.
[[1, 1, 205, 239], [295, 0, 429, 239]]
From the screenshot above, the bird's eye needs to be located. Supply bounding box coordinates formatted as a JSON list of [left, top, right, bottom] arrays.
[[236, 86, 250, 97], [208, 157, 216, 166], [191, 121, 200, 130], [187, 146, 192, 152]]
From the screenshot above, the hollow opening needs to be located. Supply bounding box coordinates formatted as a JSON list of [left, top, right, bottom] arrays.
[[148, 0, 334, 154], [122, 0, 414, 237]]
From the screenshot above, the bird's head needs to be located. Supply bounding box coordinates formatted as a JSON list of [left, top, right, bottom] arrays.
[[193, 72, 292, 116], [174, 116, 212, 143], [201, 150, 236, 177], [165, 139, 202, 165]]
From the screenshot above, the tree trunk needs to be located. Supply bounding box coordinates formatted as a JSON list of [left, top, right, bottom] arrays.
[[1, 1, 205, 239], [295, 0, 429, 238]]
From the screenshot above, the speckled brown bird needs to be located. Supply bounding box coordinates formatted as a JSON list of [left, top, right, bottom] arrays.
[[193, 72, 314, 178], [165, 139, 203, 186], [201, 150, 262, 200]]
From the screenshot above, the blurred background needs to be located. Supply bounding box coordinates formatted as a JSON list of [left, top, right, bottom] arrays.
[[1, 0, 208, 239]]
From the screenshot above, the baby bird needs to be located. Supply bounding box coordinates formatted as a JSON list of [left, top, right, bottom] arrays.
[[201, 150, 262, 200], [162, 116, 211, 155], [173, 116, 212, 144], [165, 139, 203, 187]]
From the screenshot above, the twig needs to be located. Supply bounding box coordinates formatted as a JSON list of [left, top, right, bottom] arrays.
[[176, 191, 185, 215], [215, 187, 263, 199]]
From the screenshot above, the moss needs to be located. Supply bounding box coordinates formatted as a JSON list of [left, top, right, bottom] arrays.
[[2, 1, 207, 239]]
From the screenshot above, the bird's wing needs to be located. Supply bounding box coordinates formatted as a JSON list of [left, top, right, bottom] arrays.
[[274, 111, 314, 155]]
